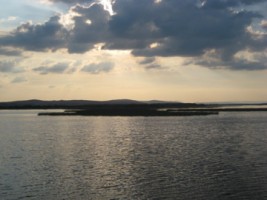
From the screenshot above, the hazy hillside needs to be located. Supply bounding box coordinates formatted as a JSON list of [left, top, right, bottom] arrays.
[[0, 99, 184, 109]]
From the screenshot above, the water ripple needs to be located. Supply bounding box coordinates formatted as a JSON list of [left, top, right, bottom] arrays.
[[0, 113, 266, 199]]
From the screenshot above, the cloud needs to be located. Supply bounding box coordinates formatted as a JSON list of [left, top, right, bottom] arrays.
[[131, 1, 262, 57], [0, 0, 267, 70], [261, 20, 267, 29], [11, 76, 27, 83], [0, 47, 22, 56], [138, 56, 162, 70], [199, 0, 266, 9], [145, 63, 162, 70], [67, 4, 111, 53], [81, 62, 114, 74], [190, 48, 267, 70], [138, 57, 156, 65], [194, 58, 267, 71], [0, 16, 17, 23], [0, 60, 23, 73], [47, 0, 94, 4], [0, 61, 15, 72], [111, 0, 267, 70], [0, 16, 19, 31], [0, 16, 68, 51], [33, 62, 70, 74]]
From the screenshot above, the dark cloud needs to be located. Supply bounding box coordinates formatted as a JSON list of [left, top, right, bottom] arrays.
[[138, 57, 156, 65], [0, 16, 68, 51], [33, 62, 70, 74], [0, 47, 22, 56], [200, 0, 266, 9], [67, 4, 111, 53], [189, 48, 267, 70], [194, 58, 267, 71], [130, 0, 262, 57], [229, 60, 267, 70], [0, 60, 23, 73], [81, 62, 114, 74], [111, 0, 267, 70], [138, 56, 162, 70], [110, 0, 267, 71], [0, 4, 111, 53], [0, 0, 266, 70], [238, 0, 266, 5]]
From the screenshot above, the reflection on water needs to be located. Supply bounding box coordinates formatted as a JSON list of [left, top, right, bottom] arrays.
[[0, 111, 267, 199]]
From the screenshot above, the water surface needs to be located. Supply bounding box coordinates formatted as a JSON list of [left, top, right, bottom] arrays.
[[0, 111, 266, 199]]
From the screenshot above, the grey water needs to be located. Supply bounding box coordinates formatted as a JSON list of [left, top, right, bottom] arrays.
[[0, 110, 266, 200]]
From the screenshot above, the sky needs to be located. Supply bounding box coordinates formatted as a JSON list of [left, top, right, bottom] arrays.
[[0, 0, 267, 102]]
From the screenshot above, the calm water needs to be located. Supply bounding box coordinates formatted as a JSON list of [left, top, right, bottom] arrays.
[[0, 110, 266, 200]]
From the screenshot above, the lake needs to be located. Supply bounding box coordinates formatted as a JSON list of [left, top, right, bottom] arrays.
[[0, 110, 267, 199]]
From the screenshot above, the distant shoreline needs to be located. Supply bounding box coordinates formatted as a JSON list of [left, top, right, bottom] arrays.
[[1, 99, 267, 116], [37, 107, 267, 117], [38, 109, 219, 116]]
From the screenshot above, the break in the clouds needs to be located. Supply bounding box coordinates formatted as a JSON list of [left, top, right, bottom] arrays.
[[261, 20, 267, 29], [0, 0, 267, 70], [48, 0, 95, 4], [81, 62, 114, 74]]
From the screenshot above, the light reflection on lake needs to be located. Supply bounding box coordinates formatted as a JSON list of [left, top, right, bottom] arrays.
[[0, 111, 267, 199]]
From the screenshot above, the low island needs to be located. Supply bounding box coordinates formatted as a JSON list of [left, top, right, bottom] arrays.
[[38, 106, 219, 116]]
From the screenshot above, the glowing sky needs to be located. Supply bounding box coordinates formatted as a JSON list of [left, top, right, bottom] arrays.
[[1, 0, 267, 102]]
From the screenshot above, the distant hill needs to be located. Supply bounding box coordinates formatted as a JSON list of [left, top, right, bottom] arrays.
[[0, 99, 185, 109], [1, 99, 265, 110], [0, 99, 98, 108]]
